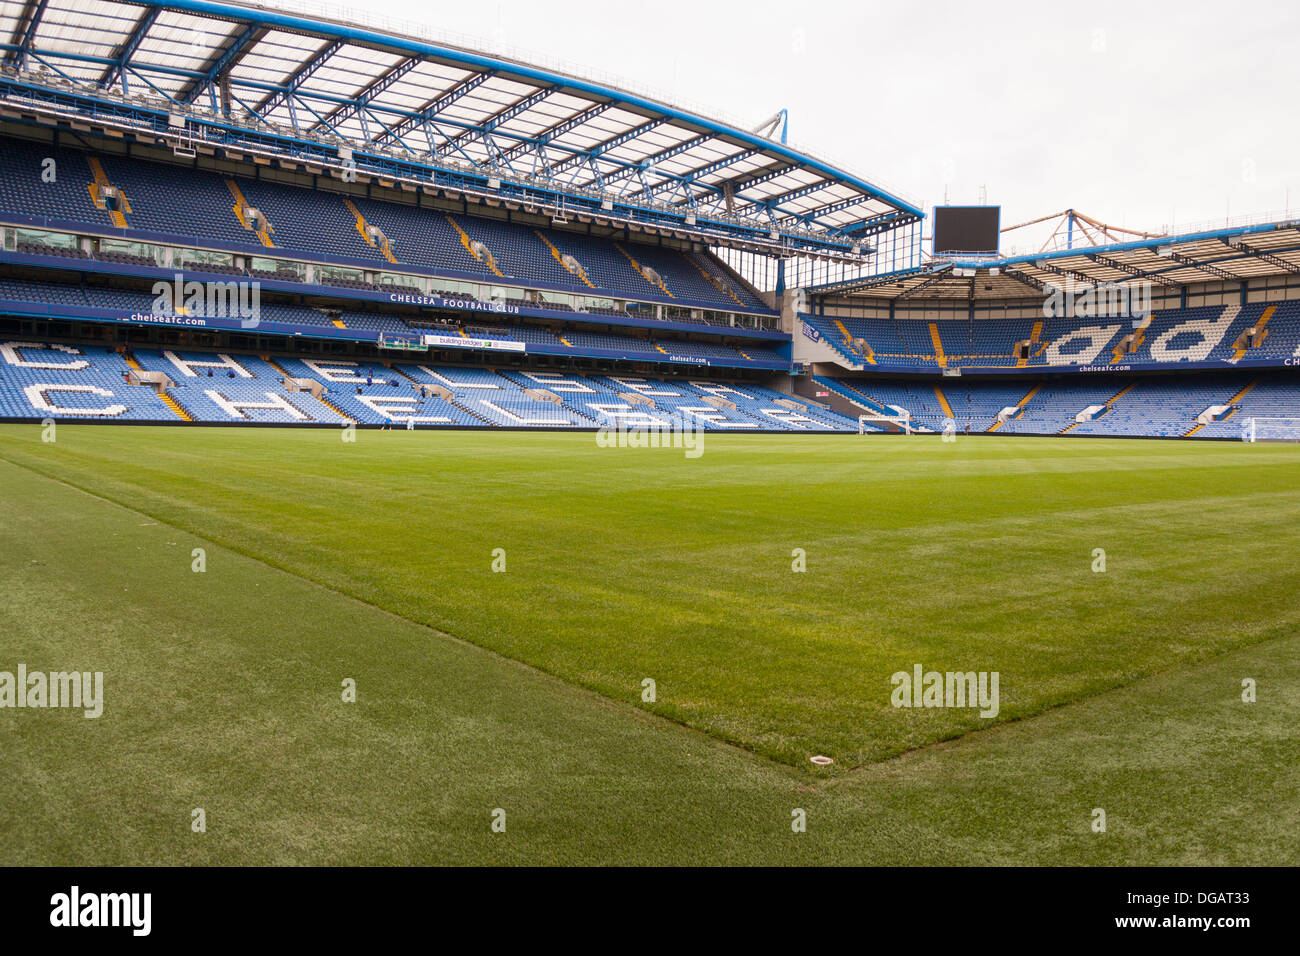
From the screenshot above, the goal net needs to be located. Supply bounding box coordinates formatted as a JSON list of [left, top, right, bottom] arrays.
[[1242, 417, 1300, 442], [377, 332, 427, 352], [859, 411, 911, 435]]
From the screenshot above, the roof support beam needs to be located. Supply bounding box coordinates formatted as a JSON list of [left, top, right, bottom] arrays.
[[5, 0, 49, 69], [100, 5, 160, 93], [499, 102, 614, 168], [631, 147, 761, 202], [691, 165, 811, 215], [738, 176, 826, 213], [895, 266, 956, 299], [835, 210, 915, 239], [544, 116, 667, 179], [1002, 267, 1047, 293], [1163, 249, 1241, 282], [1221, 238, 1300, 275], [715, 162, 797, 199], [118, 64, 181, 105], [778, 193, 870, 229], [808, 264, 948, 295], [585, 132, 712, 190], [1034, 260, 1100, 287], [309, 56, 422, 134], [439, 87, 552, 161], [249, 38, 343, 117], [1086, 254, 1182, 290], [178, 20, 264, 110], [371, 71, 492, 149]]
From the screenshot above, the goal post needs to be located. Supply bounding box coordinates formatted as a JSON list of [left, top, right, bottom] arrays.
[[1242, 417, 1300, 443], [859, 410, 911, 435], [377, 332, 427, 352]]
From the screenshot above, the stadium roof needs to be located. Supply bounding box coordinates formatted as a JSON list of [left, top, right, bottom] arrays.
[[0, 0, 922, 258], [809, 219, 1300, 299]]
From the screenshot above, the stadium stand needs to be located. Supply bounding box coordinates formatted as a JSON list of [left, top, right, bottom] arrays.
[[803, 302, 1300, 370], [0, 340, 174, 420], [0, 141, 115, 228], [0, 338, 854, 430], [4, 0, 1300, 447], [0, 134, 772, 315], [817, 373, 1300, 437]]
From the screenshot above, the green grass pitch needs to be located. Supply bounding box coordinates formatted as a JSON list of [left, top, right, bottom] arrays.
[[1, 424, 1298, 864]]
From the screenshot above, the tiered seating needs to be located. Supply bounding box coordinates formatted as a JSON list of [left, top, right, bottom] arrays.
[[457, 393, 588, 428], [83, 286, 156, 311], [17, 240, 89, 259], [1243, 301, 1300, 361], [805, 303, 1300, 369], [451, 216, 579, 289], [943, 383, 1042, 430], [351, 199, 491, 277], [0, 141, 111, 225], [0, 340, 174, 420], [820, 374, 1300, 437], [7, 333, 1294, 436], [831, 380, 953, 431], [315, 273, 373, 291], [539, 229, 659, 297], [685, 251, 766, 311], [271, 357, 471, 425], [336, 311, 412, 334], [669, 380, 846, 430], [498, 325, 563, 347], [0, 135, 772, 314], [838, 316, 909, 356], [659, 340, 748, 361], [234, 179, 384, 264], [1060, 375, 1288, 437], [0, 277, 89, 308], [620, 245, 740, 305], [729, 382, 854, 429], [130, 349, 348, 424], [999, 382, 1127, 434], [1200, 379, 1300, 438], [850, 381, 1032, 431], [738, 345, 784, 363], [0, 276, 780, 366], [955, 318, 1036, 366], [563, 329, 658, 355], [579, 376, 759, 430], [404, 366, 597, 427], [389, 361, 575, 427], [98, 249, 157, 267], [96, 156, 252, 247], [1118, 306, 1256, 365]]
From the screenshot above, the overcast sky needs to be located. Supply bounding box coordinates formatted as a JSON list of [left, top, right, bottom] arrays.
[[345, 0, 1298, 250]]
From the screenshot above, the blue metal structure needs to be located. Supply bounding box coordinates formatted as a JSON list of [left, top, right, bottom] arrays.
[[808, 220, 1300, 299], [0, 0, 923, 267]]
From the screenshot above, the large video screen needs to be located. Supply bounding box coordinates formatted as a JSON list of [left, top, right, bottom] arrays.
[[933, 205, 1000, 254]]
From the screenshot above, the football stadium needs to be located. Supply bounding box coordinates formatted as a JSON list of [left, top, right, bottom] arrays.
[[0, 0, 1297, 892]]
